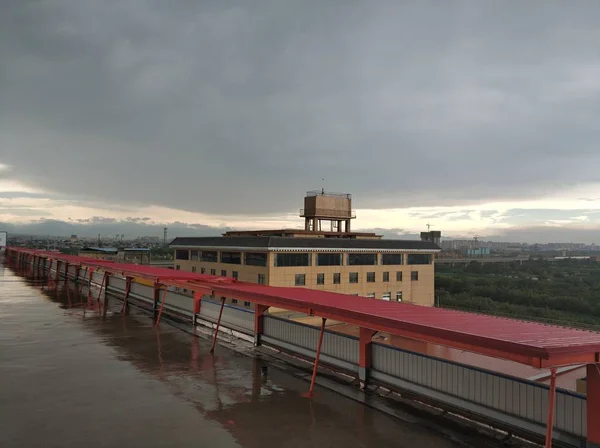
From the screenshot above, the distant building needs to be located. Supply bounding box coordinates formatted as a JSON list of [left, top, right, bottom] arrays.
[[170, 190, 440, 310], [118, 248, 151, 265], [80, 247, 118, 260]]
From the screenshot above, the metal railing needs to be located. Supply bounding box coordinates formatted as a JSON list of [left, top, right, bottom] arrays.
[[306, 190, 352, 199]]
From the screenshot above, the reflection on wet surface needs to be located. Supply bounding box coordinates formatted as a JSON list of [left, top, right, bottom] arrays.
[[0, 261, 468, 448]]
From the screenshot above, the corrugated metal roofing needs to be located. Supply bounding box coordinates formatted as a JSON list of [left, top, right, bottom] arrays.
[[11, 248, 600, 367], [170, 236, 440, 251]]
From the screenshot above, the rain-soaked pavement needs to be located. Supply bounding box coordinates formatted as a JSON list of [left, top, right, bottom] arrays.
[[0, 259, 495, 448]]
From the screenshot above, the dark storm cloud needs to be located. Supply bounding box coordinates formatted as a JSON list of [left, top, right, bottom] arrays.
[[2, 0, 600, 215]]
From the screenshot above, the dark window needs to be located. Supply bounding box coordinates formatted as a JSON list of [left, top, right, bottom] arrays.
[[246, 252, 267, 267], [200, 267, 206, 274], [190, 250, 199, 261], [396, 271, 403, 281], [295, 274, 305, 286], [244, 301, 251, 307], [317, 253, 342, 266], [175, 265, 180, 270], [349, 272, 358, 283], [395, 291, 403, 302], [383, 271, 389, 282], [232, 271, 238, 280], [275, 253, 311, 267], [221, 251, 242, 264], [382, 253, 403, 265], [232, 299, 238, 304], [221, 270, 227, 277], [175, 250, 189, 260], [407, 254, 432, 265], [191, 266, 196, 273], [201, 251, 218, 262], [411, 271, 419, 281], [257, 274, 266, 285], [348, 253, 377, 265], [366, 272, 375, 282], [210, 269, 216, 275], [317, 273, 324, 285], [333, 273, 341, 284]]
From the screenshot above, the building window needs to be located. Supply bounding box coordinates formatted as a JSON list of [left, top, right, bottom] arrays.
[[190, 250, 199, 261], [232, 299, 238, 304], [349, 272, 358, 283], [221, 270, 227, 277], [221, 251, 242, 264], [191, 266, 196, 273], [246, 252, 267, 267], [382, 292, 391, 301], [317, 273, 324, 285], [366, 272, 375, 282], [411, 271, 419, 281], [382, 253, 403, 265], [317, 253, 342, 266], [295, 274, 305, 286], [200, 251, 218, 262], [407, 254, 432, 265], [347, 253, 377, 265], [176, 265, 180, 270], [175, 250, 189, 260], [396, 271, 403, 281], [383, 271, 389, 282], [395, 291, 403, 302], [244, 301, 251, 307], [333, 273, 341, 284], [210, 269, 216, 275], [232, 271, 238, 280], [200, 267, 206, 274], [366, 293, 376, 298], [275, 253, 311, 267], [257, 274, 266, 285]]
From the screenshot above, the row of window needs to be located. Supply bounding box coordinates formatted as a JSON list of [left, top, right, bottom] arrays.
[[231, 291, 403, 308], [275, 253, 431, 267], [184, 265, 267, 284], [175, 249, 432, 266], [295, 271, 418, 286]]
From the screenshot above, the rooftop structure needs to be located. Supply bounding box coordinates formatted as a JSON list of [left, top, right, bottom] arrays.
[[301, 189, 355, 233]]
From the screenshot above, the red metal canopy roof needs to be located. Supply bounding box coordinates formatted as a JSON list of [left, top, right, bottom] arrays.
[[12, 248, 600, 368]]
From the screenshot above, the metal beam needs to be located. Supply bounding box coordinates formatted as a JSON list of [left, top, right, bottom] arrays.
[[307, 317, 327, 397], [210, 297, 226, 354], [544, 368, 557, 448]]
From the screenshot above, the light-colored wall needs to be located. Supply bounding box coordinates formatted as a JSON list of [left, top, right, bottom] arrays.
[[173, 248, 435, 309]]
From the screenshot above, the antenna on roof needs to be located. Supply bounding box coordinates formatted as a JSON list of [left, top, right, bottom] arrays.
[[426, 223, 434, 232], [321, 178, 325, 195]]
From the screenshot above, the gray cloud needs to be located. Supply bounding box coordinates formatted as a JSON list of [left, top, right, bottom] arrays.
[[2, 1, 600, 216]]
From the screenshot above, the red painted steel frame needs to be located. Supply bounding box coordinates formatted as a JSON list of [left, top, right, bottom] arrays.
[[544, 368, 557, 448], [210, 297, 226, 354], [7, 248, 600, 369]]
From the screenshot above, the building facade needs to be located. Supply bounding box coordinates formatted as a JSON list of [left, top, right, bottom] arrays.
[[170, 236, 440, 309]]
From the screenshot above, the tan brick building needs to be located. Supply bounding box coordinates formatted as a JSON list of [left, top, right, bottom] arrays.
[[170, 236, 440, 308]]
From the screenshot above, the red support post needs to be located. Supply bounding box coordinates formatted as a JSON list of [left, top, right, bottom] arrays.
[[359, 327, 377, 389], [55, 260, 61, 283], [587, 363, 600, 448], [253, 304, 270, 346], [96, 272, 108, 304], [544, 368, 557, 448], [192, 291, 202, 328], [308, 317, 327, 397], [210, 297, 226, 354], [153, 287, 169, 328], [121, 277, 132, 314]]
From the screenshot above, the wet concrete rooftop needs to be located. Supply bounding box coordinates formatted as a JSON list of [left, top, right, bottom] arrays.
[[0, 260, 511, 448]]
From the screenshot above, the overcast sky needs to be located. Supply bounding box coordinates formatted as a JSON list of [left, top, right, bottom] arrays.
[[2, 1, 600, 242]]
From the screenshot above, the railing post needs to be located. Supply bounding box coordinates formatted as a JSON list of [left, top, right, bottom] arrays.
[[121, 277, 132, 314], [254, 304, 270, 346], [544, 368, 557, 448], [307, 317, 327, 397], [359, 327, 377, 389], [587, 363, 600, 448], [192, 291, 202, 328], [154, 287, 169, 328], [152, 282, 160, 318], [210, 297, 226, 354]]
